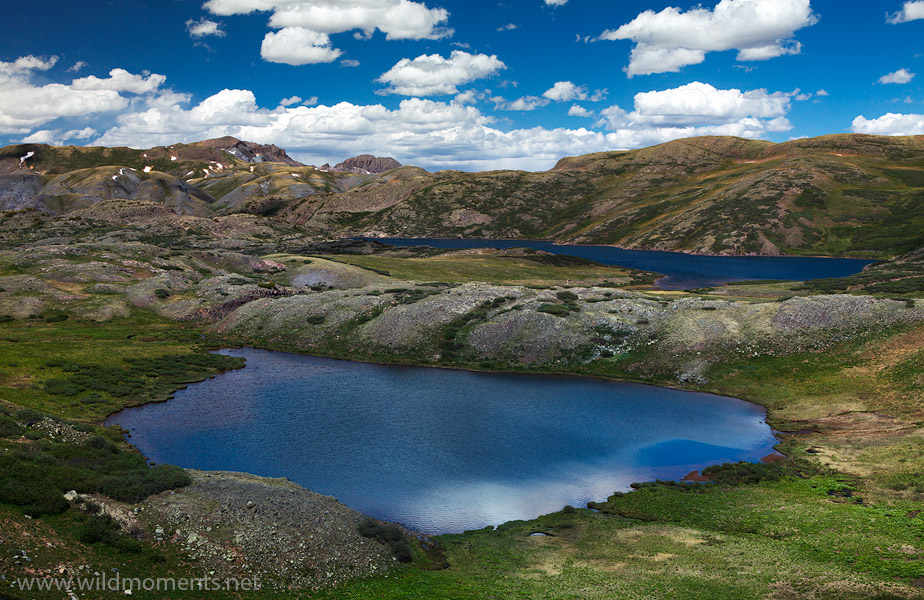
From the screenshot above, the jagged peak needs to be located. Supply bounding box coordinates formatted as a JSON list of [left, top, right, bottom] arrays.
[[194, 137, 303, 167]]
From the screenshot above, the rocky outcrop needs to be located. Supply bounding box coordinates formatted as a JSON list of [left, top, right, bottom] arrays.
[[324, 155, 401, 174], [214, 280, 924, 382], [196, 137, 304, 167], [134, 470, 397, 589], [0, 169, 44, 210]]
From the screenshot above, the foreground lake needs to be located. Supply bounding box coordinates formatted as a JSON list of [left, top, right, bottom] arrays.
[[373, 237, 876, 290], [108, 348, 778, 534]]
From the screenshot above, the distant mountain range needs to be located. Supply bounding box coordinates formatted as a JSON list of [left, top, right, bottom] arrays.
[[1, 133, 923, 257]]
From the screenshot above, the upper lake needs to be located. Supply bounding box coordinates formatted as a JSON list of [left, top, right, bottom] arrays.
[[107, 348, 778, 534], [372, 238, 876, 290]]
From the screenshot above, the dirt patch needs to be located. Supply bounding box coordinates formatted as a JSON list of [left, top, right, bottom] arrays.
[[761, 453, 786, 464], [682, 470, 712, 482]]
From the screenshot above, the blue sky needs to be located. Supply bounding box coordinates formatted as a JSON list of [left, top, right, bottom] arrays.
[[1, 0, 923, 170]]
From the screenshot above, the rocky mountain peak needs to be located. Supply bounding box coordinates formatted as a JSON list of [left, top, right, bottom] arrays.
[[321, 155, 401, 174], [195, 137, 303, 167]]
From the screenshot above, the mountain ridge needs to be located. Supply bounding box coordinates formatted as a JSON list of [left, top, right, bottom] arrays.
[[2, 133, 923, 257], [195, 136, 304, 167]]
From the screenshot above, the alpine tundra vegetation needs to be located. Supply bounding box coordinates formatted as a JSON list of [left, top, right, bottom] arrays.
[[4, 0, 924, 597]]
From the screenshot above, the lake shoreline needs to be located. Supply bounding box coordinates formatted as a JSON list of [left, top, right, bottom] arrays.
[[365, 235, 887, 261], [108, 345, 781, 535]]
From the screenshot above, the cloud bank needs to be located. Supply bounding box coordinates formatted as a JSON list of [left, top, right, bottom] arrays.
[[852, 113, 924, 136], [0, 56, 163, 134], [83, 78, 796, 171]]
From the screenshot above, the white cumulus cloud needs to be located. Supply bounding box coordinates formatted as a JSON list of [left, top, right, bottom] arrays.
[[543, 81, 588, 102], [72, 68, 166, 94], [493, 95, 549, 111], [595, 82, 793, 143], [21, 127, 99, 145], [878, 68, 915, 84], [851, 113, 924, 135], [600, 0, 818, 77], [261, 27, 342, 64], [377, 51, 505, 96], [186, 18, 226, 37], [203, 0, 451, 64], [887, 1, 924, 23], [545, 0, 568, 5], [568, 105, 593, 117], [0, 55, 58, 76], [627, 82, 791, 127]]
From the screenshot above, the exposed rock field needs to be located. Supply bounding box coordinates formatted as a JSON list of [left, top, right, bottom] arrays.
[[139, 471, 396, 589]]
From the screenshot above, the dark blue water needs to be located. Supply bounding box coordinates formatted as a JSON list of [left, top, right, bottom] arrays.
[[372, 238, 875, 290], [107, 348, 778, 534]]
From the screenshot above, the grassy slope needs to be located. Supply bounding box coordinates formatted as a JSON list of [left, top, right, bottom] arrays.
[[0, 314, 263, 600], [0, 313, 235, 420], [309, 252, 648, 286]]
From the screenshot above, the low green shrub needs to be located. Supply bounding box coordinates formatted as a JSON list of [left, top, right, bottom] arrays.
[[14, 408, 43, 425], [537, 304, 570, 317], [99, 464, 191, 503], [630, 480, 705, 493], [43, 353, 245, 401], [78, 514, 141, 552], [0, 415, 24, 438], [0, 423, 192, 516], [306, 315, 326, 325], [867, 277, 924, 294], [357, 518, 413, 562], [701, 461, 784, 485]]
